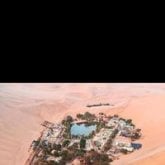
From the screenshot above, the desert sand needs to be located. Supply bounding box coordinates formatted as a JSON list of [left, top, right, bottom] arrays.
[[0, 83, 165, 165]]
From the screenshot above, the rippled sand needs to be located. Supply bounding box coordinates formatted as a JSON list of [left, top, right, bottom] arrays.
[[0, 83, 165, 165]]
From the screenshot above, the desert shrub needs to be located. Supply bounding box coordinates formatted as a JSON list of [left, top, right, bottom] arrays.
[[119, 117, 126, 121], [120, 149, 128, 154], [132, 132, 141, 140], [114, 114, 119, 118]]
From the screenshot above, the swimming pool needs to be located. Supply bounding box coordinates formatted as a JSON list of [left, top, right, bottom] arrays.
[[71, 123, 96, 136]]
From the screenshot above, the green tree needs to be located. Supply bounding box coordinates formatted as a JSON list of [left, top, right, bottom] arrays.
[[84, 112, 96, 121], [75, 149, 86, 157], [80, 138, 86, 149], [66, 115, 73, 122], [84, 151, 111, 165], [53, 144, 62, 151], [77, 113, 83, 119], [60, 150, 74, 162], [62, 140, 70, 147], [126, 119, 132, 124], [103, 138, 112, 151]]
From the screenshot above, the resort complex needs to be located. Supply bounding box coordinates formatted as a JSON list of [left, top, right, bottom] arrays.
[[26, 112, 142, 165]]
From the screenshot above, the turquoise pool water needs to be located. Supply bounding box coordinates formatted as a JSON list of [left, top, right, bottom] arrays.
[[71, 123, 96, 136]]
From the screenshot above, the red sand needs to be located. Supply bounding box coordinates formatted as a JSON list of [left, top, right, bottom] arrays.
[[0, 83, 165, 165]]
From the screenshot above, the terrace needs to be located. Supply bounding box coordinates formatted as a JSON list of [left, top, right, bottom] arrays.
[[41, 123, 64, 144], [85, 139, 94, 151], [93, 128, 114, 150]]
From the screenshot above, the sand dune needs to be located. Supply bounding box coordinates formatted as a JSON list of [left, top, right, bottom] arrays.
[[132, 150, 165, 165], [0, 83, 165, 165], [110, 95, 165, 165]]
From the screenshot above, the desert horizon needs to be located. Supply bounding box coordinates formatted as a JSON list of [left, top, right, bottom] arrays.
[[0, 83, 165, 164]]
